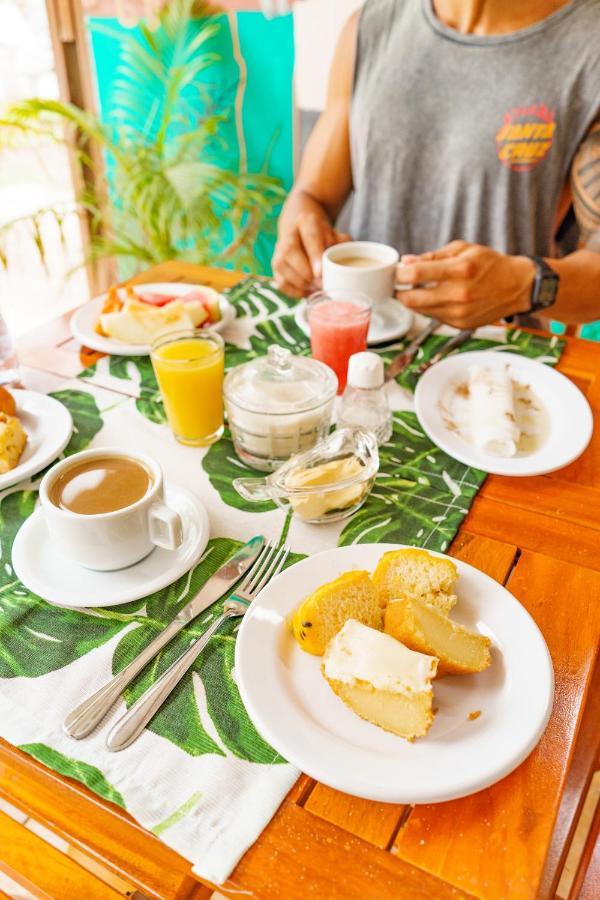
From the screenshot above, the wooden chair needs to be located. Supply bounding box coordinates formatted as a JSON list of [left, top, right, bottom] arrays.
[[567, 786, 600, 899]]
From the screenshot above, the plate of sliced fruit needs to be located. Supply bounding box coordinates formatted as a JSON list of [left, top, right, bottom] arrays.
[[70, 282, 235, 356], [235, 544, 554, 804]]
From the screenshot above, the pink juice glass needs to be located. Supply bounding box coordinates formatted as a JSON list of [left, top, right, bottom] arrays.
[[307, 290, 372, 393]]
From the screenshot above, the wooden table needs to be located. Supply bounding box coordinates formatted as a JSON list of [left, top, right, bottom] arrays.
[[1, 261, 599, 900]]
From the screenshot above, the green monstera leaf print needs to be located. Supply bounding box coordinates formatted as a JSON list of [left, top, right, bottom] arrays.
[[378, 328, 564, 393], [338, 411, 487, 551], [110, 537, 286, 763], [0, 390, 122, 679], [0, 490, 132, 678], [107, 355, 166, 424], [224, 313, 310, 371], [225, 277, 297, 320], [49, 388, 104, 456], [202, 427, 276, 513], [19, 744, 125, 808]]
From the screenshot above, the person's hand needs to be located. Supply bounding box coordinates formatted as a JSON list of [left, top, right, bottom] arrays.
[[272, 211, 351, 298], [395, 241, 536, 328]]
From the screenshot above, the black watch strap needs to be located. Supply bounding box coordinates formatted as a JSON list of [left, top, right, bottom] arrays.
[[527, 256, 560, 314]]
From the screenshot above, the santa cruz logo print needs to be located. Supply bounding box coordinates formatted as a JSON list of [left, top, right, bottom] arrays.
[[496, 103, 556, 172]]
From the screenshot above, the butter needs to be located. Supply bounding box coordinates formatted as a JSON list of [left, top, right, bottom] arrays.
[[323, 619, 438, 695], [285, 456, 364, 521]]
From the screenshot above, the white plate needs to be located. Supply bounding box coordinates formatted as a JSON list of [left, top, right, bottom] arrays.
[[235, 543, 554, 804], [0, 390, 73, 491], [12, 483, 209, 607], [294, 298, 413, 345], [414, 350, 593, 476], [70, 283, 236, 356]]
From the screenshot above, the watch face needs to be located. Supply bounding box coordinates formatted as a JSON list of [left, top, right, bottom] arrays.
[[539, 275, 559, 308]]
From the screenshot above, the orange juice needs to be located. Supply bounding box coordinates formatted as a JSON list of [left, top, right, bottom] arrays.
[[151, 332, 224, 446]]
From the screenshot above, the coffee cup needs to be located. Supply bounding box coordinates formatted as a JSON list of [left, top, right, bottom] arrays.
[[322, 241, 400, 302], [39, 448, 184, 571]]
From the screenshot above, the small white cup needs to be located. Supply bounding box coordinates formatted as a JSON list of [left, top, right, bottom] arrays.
[[322, 241, 399, 302], [39, 448, 184, 571]]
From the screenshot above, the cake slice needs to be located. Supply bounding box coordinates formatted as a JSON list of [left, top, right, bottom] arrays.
[[322, 620, 439, 740], [372, 548, 458, 614], [292, 570, 381, 655], [0, 412, 27, 474], [384, 596, 492, 676]]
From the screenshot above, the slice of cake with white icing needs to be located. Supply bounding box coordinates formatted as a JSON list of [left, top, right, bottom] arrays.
[[322, 619, 439, 740]]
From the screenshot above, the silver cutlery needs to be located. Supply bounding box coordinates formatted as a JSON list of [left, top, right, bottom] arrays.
[[417, 328, 474, 374], [384, 319, 440, 382], [63, 535, 265, 740], [106, 540, 290, 751]]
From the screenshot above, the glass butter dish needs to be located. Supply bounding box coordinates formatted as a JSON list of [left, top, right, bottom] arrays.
[[233, 428, 379, 524]]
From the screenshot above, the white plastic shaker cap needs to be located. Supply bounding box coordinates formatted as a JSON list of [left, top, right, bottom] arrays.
[[347, 352, 384, 389]]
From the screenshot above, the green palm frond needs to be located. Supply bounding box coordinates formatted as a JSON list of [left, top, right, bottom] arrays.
[[0, 0, 284, 275]]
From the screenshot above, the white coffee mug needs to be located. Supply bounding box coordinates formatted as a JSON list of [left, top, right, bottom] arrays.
[[322, 241, 400, 302], [39, 448, 184, 571]]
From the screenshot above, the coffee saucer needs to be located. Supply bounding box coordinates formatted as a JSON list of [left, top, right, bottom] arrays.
[[12, 483, 210, 608], [295, 298, 413, 345]]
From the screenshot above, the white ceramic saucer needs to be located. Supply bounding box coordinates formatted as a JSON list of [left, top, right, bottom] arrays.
[[294, 298, 413, 345], [70, 283, 235, 356], [12, 483, 210, 608], [0, 390, 73, 491]]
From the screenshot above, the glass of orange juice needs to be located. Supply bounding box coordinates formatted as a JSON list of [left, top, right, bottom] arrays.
[[151, 329, 225, 446]]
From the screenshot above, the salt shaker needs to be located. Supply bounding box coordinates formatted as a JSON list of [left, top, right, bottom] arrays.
[[337, 352, 392, 445]]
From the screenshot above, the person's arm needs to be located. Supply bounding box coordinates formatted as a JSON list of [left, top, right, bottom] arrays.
[[548, 116, 600, 323], [395, 116, 600, 328], [272, 11, 358, 296]]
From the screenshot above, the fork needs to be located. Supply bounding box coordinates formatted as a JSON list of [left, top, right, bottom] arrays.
[[416, 328, 474, 374], [105, 540, 290, 751]]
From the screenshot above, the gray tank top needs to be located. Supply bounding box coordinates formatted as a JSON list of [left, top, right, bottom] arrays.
[[350, 0, 600, 257]]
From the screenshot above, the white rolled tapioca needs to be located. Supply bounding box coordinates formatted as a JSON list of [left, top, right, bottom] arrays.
[[467, 364, 520, 457]]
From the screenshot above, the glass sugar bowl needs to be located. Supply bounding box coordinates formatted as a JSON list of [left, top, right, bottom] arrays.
[[233, 427, 379, 524], [223, 345, 338, 472]]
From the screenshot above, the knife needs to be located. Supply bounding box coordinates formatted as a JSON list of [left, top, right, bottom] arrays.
[[416, 328, 474, 374], [63, 535, 265, 739], [384, 319, 440, 382]]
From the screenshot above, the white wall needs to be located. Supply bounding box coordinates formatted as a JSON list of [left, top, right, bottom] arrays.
[[293, 0, 363, 111]]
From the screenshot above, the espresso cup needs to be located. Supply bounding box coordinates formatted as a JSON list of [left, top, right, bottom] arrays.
[[322, 241, 399, 302], [39, 448, 184, 571]]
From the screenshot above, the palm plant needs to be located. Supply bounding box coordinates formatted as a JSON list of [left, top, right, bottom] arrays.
[[0, 0, 285, 277]]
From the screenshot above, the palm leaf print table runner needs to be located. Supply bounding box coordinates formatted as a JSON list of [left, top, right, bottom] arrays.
[[0, 278, 563, 883]]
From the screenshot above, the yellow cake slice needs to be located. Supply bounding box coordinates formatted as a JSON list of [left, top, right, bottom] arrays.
[[384, 596, 492, 676], [372, 548, 458, 614], [322, 619, 439, 740], [292, 570, 381, 655], [0, 412, 27, 474]]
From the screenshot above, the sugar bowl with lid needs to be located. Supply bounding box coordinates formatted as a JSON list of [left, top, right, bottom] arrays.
[[223, 345, 338, 472]]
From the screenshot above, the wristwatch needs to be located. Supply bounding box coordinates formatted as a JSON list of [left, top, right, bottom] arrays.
[[526, 256, 560, 314]]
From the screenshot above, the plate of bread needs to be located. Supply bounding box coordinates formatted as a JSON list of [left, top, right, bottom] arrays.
[[0, 388, 73, 490], [70, 282, 235, 356], [235, 544, 554, 803]]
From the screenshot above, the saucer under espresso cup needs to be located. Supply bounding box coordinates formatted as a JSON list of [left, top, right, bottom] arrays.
[[38, 447, 184, 571]]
